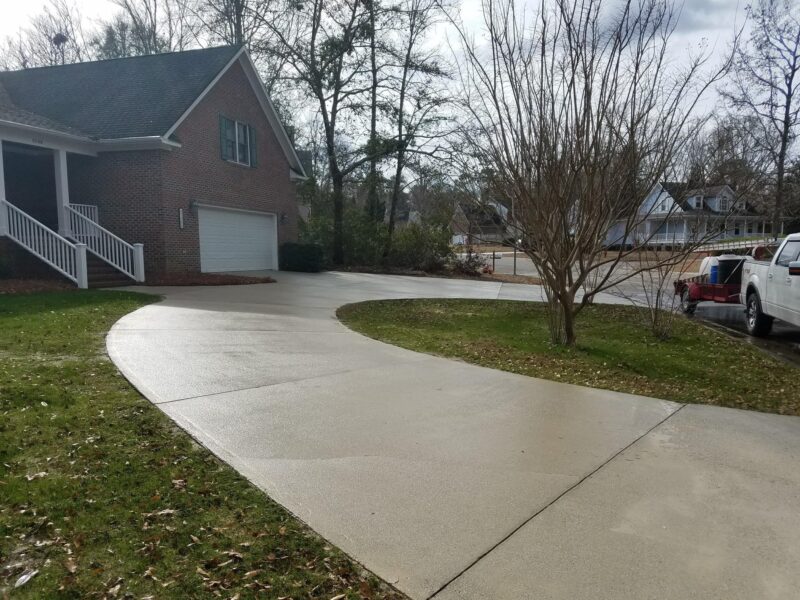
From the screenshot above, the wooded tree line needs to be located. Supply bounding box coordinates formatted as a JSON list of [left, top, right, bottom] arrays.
[[2, 0, 800, 345]]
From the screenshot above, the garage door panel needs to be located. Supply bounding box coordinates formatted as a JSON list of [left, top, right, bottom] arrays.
[[199, 207, 276, 272]]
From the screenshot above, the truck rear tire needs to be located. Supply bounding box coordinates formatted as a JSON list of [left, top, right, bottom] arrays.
[[745, 292, 773, 337], [680, 288, 697, 315]]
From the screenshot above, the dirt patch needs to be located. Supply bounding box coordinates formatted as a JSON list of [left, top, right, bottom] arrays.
[[479, 272, 542, 285], [145, 273, 276, 286], [0, 279, 74, 295], [336, 266, 542, 285]]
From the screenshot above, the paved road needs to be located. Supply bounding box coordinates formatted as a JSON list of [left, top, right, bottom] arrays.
[[693, 303, 800, 366], [108, 272, 800, 600]]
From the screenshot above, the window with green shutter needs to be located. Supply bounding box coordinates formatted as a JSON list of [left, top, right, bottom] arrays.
[[219, 115, 256, 167]]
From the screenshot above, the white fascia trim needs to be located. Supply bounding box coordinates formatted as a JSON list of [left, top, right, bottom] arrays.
[[237, 52, 306, 178], [0, 120, 179, 154], [193, 202, 278, 218], [163, 47, 246, 140], [0, 119, 97, 155], [96, 136, 181, 152]]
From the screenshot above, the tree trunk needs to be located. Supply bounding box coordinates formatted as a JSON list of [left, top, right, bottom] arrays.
[[559, 293, 577, 346], [384, 147, 405, 258], [332, 170, 345, 265], [366, 0, 380, 221], [774, 130, 789, 238]]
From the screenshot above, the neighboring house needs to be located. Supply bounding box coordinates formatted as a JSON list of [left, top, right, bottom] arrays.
[[0, 45, 305, 287], [451, 202, 507, 245], [605, 183, 770, 248]]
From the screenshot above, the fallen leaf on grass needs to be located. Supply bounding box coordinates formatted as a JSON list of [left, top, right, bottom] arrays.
[[14, 569, 38, 588]]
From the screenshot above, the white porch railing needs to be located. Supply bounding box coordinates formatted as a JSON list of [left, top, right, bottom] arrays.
[[67, 205, 144, 282], [0, 199, 88, 288], [70, 203, 100, 224]]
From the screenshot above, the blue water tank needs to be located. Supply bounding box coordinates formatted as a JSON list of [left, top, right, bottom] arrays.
[[709, 265, 719, 284]]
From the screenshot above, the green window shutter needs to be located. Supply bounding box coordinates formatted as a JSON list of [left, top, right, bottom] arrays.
[[220, 116, 237, 161], [249, 125, 257, 167]]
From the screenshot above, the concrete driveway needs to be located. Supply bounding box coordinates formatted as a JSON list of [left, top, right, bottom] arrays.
[[107, 272, 800, 600]]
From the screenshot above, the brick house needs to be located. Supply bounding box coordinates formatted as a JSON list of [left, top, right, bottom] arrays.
[[0, 45, 305, 287]]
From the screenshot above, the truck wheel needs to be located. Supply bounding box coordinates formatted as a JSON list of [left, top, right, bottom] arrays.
[[745, 292, 773, 337], [680, 288, 697, 315]]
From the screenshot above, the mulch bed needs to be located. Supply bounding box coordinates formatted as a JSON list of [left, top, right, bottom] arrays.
[[0, 279, 74, 295], [145, 273, 276, 286]]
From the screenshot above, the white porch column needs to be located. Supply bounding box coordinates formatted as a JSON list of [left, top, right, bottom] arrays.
[[0, 139, 6, 201], [54, 149, 71, 237], [0, 140, 7, 236]]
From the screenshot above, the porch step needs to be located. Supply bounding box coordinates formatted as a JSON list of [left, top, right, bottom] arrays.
[[86, 254, 135, 288]]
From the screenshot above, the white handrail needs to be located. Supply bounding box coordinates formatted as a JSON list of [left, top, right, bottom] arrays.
[[67, 206, 144, 282], [1, 199, 88, 288], [70, 203, 99, 224]]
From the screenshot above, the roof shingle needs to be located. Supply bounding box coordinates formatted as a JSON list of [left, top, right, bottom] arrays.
[[0, 45, 241, 140]]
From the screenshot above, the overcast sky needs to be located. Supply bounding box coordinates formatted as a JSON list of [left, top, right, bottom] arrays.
[[0, 0, 747, 86], [1, 0, 747, 40]]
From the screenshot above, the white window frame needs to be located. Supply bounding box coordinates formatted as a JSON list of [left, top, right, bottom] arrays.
[[222, 117, 254, 167], [718, 197, 730, 212]]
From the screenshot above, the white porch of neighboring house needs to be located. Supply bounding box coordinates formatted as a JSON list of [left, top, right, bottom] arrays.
[[0, 135, 145, 288], [634, 214, 771, 245]]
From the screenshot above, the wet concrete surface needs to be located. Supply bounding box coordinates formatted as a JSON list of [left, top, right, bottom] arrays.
[[692, 303, 800, 366]]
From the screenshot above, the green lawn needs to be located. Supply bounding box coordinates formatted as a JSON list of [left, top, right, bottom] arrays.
[[0, 290, 403, 599], [338, 299, 799, 416]]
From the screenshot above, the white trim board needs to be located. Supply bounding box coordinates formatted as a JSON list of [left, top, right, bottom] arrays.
[[162, 48, 306, 179]]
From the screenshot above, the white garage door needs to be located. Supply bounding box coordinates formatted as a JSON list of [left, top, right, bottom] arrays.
[[198, 206, 277, 272]]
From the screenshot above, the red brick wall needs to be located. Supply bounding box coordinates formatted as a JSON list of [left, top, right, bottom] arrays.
[[69, 151, 167, 276], [160, 59, 299, 273], [0, 238, 70, 281], [66, 58, 298, 279]]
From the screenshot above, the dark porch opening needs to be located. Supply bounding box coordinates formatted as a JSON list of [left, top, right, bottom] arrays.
[[1, 141, 58, 230]]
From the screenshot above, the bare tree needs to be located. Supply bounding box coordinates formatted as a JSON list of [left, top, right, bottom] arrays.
[[2, 0, 91, 68], [722, 0, 800, 237], [383, 0, 449, 256], [261, 0, 397, 264], [449, 0, 731, 345], [112, 0, 199, 54]]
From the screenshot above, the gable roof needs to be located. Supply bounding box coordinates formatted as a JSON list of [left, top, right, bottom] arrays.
[[0, 45, 241, 140], [658, 182, 760, 215]]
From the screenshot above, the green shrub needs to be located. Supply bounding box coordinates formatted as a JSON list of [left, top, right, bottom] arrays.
[[301, 208, 388, 267], [449, 247, 487, 276], [386, 223, 453, 271], [280, 242, 325, 272]]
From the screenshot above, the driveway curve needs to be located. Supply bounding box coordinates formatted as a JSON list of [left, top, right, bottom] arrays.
[[108, 271, 800, 600]]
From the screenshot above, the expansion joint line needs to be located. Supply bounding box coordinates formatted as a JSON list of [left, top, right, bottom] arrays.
[[426, 403, 687, 600]]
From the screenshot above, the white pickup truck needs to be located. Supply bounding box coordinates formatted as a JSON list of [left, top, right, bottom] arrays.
[[741, 233, 800, 336]]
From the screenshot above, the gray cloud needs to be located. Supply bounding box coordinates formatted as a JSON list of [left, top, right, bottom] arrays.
[[675, 0, 743, 33]]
